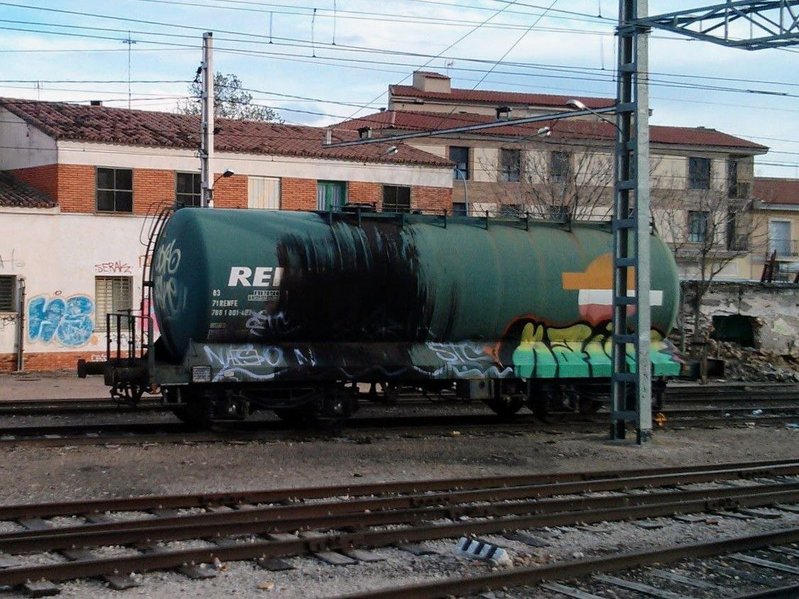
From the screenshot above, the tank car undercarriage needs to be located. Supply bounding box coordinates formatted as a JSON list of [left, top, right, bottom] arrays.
[[80, 354, 667, 428]]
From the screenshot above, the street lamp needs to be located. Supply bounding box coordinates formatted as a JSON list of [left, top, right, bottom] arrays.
[[455, 168, 468, 216], [566, 99, 620, 131]]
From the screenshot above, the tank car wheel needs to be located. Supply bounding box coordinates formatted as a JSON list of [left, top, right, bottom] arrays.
[[273, 407, 316, 426], [485, 394, 525, 418], [527, 384, 559, 422], [368, 382, 400, 405]]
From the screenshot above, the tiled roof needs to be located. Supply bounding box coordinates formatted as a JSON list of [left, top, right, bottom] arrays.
[[754, 177, 799, 205], [0, 98, 452, 168], [0, 172, 57, 208], [390, 84, 615, 110], [339, 110, 768, 152]]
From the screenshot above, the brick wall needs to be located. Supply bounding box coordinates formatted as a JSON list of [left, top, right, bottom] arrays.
[[281, 178, 317, 211], [12, 165, 452, 215], [10, 163, 59, 201], [349, 181, 381, 206], [214, 174, 247, 209], [411, 185, 451, 213], [0, 351, 88, 372]]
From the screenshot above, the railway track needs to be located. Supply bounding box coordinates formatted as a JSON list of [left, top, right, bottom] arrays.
[[0, 382, 796, 447], [0, 459, 799, 596]]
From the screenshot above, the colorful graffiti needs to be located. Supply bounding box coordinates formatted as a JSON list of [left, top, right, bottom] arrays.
[[510, 322, 680, 379], [28, 294, 94, 347], [562, 254, 663, 324]]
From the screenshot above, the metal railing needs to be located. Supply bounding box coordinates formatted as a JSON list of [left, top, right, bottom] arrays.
[[769, 239, 799, 258]]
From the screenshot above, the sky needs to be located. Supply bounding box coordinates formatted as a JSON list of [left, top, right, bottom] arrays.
[[0, 0, 796, 178]]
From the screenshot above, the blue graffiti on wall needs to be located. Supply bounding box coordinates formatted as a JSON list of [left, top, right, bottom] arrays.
[[28, 294, 95, 347]]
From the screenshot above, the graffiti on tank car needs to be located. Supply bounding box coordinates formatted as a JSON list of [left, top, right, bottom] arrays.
[[28, 294, 94, 347], [94, 261, 132, 274], [426, 341, 514, 379], [245, 310, 293, 338], [153, 239, 186, 316], [227, 266, 284, 287], [203, 344, 285, 369], [507, 320, 680, 379]]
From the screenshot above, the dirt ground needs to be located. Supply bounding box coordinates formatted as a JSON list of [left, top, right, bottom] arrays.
[[1, 373, 798, 598]]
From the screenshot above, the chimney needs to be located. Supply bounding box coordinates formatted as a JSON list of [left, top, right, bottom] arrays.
[[412, 71, 451, 94], [90, 100, 103, 107]]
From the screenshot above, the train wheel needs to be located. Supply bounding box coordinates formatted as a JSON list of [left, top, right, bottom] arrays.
[[527, 384, 556, 421], [168, 387, 212, 428], [172, 404, 211, 428], [273, 407, 316, 425], [486, 394, 525, 418]]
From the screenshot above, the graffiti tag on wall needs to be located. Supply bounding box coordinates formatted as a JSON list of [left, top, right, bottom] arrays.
[[28, 294, 94, 347], [95, 261, 132, 274], [0, 249, 24, 271]]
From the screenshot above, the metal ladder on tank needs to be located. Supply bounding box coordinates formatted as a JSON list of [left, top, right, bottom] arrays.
[[138, 203, 173, 373]]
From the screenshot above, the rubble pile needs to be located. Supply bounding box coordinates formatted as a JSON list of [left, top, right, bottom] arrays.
[[706, 339, 799, 382]]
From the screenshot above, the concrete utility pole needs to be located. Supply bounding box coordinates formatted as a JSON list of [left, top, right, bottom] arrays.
[[200, 32, 215, 208]]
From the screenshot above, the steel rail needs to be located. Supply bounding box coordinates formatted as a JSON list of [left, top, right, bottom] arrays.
[[0, 458, 796, 520], [338, 527, 799, 599], [1, 485, 798, 586], [1, 480, 798, 555]]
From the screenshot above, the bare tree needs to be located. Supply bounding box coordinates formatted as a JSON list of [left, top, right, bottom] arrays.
[[486, 136, 615, 222], [177, 72, 283, 122], [653, 184, 764, 345]]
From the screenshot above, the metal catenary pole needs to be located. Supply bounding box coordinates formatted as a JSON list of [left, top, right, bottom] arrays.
[[611, 0, 651, 443]]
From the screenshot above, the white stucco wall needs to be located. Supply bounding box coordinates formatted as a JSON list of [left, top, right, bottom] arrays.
[[0, 109, 57, 170], [0, 209, 149, 361]]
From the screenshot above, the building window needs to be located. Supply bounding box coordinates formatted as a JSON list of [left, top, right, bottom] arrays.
[[96, 167, 133, 212], [727, 159, 738, 198], [452, 202, 467, 216], [450, 146, 470, 180], [95, 276, 132, 331], [499, 149, 521, 182], [769, 220, 792, 256], [550, 151, 571, 184], [688, 210, 709, 243], [688, 157, 711, 190], [175, 172, 201, 207], [726, 209, 748, 251], [317, 181, 347, 210], [248, 177, 281, 210], [0, 276, 15, 312], [382, 185, 411, 213]]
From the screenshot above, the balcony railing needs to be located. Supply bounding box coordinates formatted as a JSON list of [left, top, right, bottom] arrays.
[[769, 239, 799, 258]]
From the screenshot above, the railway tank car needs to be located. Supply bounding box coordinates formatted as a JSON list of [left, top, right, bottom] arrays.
[[79, 207, 682, 425]]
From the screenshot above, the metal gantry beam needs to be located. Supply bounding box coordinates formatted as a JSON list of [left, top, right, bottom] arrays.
[[639, 1, 799, 49]]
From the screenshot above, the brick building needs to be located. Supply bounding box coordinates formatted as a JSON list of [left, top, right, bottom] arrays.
[[0, 98, 452, 371]]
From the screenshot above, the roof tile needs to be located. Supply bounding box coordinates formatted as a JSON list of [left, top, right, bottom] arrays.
[[0, 172, 57, 209], [339, 110, 768, 151], [0, 98, 451, 168], [754, 177, 799, 205]]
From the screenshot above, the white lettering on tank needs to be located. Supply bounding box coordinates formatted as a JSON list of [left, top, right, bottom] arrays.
[[228, 266, 285, 287], [252, 267, 274, 286], [228, 267, 252, 287]]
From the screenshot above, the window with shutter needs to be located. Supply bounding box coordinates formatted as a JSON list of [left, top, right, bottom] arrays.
[[95, 277, 132, 331]]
